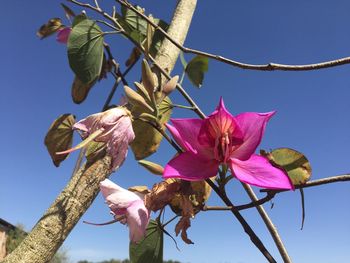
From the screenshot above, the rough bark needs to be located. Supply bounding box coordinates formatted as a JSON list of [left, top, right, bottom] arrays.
[[2, 1, 197, 262]]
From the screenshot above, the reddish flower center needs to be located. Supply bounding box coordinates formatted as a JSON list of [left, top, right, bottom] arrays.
[[208, 120, 242, 163]]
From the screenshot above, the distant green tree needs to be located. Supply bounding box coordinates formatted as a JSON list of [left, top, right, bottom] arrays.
[[5, 224, 26, 254], [77, 258, 182, 263]]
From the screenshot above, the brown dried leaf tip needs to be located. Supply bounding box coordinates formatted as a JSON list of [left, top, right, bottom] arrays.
[[144, 179, 197, 244], [144, 179, 181, 212], [175, 215, 194, 245]]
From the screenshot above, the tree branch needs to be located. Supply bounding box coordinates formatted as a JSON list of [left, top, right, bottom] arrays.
[[115, 0, 350, 72], [242, 184, 292, 263], [260, 174, 350, 193], [205, 179, 277, 263], [202, 191, 276, 211]]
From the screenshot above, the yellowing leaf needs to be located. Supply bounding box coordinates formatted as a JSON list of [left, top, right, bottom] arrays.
[[44, 114, 75, 167], [131, 97, 172, 160], [262, 148, 312, 185], [185, 55, 209, 88], [71, 76, 95, 104], [37, 18, 63, 39]]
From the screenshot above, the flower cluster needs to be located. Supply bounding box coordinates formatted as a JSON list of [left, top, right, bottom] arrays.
[[80, 98, 293, 243]]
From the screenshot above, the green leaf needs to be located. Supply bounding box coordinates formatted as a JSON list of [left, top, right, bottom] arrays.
[[266, 148, 312, 185], [129, 220, 163, 263], [68, 19, 104, 84], [44, 114, 75, 167], [185, 55, 209, 88], [131, 97, 172, 160], [71, 76, 95, 104], [130, 30, 145, 44], [72, 13, 87, 27], [149, 20, 169, 57], [122, 5, 148, 35], [121, 5, 168, 56]]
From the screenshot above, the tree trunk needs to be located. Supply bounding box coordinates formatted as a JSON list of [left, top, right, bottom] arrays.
[[2, 1, 197, 262]]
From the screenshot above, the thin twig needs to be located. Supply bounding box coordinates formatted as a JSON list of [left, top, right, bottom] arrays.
[[102, 44, 138, 111], [205, 179, 277, 263], [202, 191, 276, 211], [260, 174, 350, 193], [94, 0, 101, 11], [96, 19, 119, 30], [242, 183, 292, 263], [115, 0, 350, 72]]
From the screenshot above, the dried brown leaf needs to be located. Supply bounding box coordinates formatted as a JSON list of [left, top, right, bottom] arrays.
[[144, 179, 181, 212], [37, 18, 63, 39], [175, 216, 194, 245], [128, 185, 150, 195]]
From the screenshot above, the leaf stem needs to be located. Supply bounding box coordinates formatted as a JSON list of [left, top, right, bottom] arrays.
[[170, 103, 196, 110]]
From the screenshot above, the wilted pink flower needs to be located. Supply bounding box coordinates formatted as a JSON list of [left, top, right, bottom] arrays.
[[58, 107, 135, 171], [56, 27, 71, 44], [100, 179, 150, 243], [163, 98, 293, 190]]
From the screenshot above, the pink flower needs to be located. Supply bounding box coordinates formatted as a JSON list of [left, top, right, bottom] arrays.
[[100, 179, 150, 243], [56, 27, 71, 44], [58, 107, 135, 171], [163, 98, 293, 190]]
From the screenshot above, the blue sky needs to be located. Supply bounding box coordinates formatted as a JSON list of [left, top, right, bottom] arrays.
[[1, 0, 350, 262]]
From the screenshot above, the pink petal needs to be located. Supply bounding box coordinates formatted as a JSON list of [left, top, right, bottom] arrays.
[[100, 179, 140, 212], [107, 138, 130, 171], [73, 108, 134, 171], [210, 98, 243, 140], [163, 152, 219, 181], [56, 27, 71, 44], [229, 154, 294, 190], [100, 180, 150, 243], [167, 119, 212, 159], [167, 119, 203, 152], [73, 112, 101, 135], [231, 111, 275, 160], [127, 200, 150, 243], [165, 123, 188, 151]]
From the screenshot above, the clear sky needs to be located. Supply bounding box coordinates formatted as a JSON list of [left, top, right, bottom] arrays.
[[1, 0, 350, 262]]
